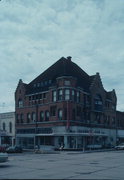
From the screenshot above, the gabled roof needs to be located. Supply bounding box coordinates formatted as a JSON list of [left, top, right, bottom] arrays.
[[26, 57, 91, 94]]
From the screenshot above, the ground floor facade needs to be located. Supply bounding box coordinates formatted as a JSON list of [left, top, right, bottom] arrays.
[[16, 126, 117, 150]]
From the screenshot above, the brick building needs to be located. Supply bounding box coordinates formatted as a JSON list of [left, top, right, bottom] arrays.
[[15, 57, 117, 149]]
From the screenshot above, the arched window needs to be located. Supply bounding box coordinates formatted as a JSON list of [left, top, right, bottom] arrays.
[[3, 122, 6, 131], [32, 112, 36, 122], [9, 122, 12, 133], [58, 109, 63, 120], [45, 111, 49, 121], [40, 111, 44, 121], [27, 113, 31, 123]]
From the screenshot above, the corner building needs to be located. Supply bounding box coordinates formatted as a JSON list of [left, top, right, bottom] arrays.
[[15, 57, 117, 149]]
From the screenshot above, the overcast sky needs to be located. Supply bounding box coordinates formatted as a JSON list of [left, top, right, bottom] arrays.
[[0, 0, 124, 113]]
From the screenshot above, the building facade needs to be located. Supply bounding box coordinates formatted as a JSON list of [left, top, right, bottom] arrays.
[[15, 57, 117, 149], [0, 112, 15, 146], [116, 111, 124, 144]]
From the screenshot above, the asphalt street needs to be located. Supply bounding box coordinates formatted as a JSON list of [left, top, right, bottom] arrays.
[[0, 150, 124, 179]]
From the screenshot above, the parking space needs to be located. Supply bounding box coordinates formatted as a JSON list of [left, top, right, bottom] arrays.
[[0, 150, 124, 179]]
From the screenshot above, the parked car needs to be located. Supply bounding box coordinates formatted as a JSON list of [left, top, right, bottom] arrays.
[[0, 145, 7, 152], [6, 146, 23, 153], [0, 153, 8, 163], [115, 143, 124, 150]]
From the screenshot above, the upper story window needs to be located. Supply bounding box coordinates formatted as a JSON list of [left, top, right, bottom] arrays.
[[71, 90, 75, 101], [16, 114, 19, 124], [76, 91, 80, 103], [44, 81, 48, 86], [43, 93, 46, 99], [20, 114, 24, 123], [52, 90, 57, 102], [65, 89, 70, 100], [94, 94, 103, 105], [18, 99, 23, 108], [94, 94, 103, 111], [64, 80, 70, 86], [50, 106, 56, 116], [27, 113, 31, 123], [32, 112, 36, 122], [49, 80, 52, 84], [41, 82, 44, 87], [40, 111, 44, 121], [3, 122, 6, 131], [9, 122, 12, 133], [33, 84, 36, 88], [37, 83, 40, 87], [45, 111, 49, 121], [58, 89, 63, 100], [58, 109, 63, 120]]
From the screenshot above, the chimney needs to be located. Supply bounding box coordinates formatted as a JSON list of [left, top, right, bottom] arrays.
[[66, 56, 72, 61]]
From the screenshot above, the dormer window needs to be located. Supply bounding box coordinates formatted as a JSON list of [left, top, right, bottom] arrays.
[[33, 84, 36, 88], [37, 83, 40, 87]]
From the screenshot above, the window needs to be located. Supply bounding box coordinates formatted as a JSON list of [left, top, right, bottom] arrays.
[[71, 90, 75, 101], [32, 95, 35, 100], [32, 112, 36, 122], [45, 111, 49, 121], [95, 113, 101, 123], [27, 113, 31, 123], [58, 89, 63, 100], [64, 80, 70, 86], [77, 91, 80, 103], [37, 83, 40, 87], [76, 106, 82, 117], [65, 89, 70, 100], [29, 96, 31, 101], [39, 94, 42, 99], [41, 82, 43, 87], [33, 84, 36, 88], [52, 91, 57, 102], [58, 109, 63, 120], [9, 122, 12, 133], [40, 111, 44, 121], [18, 99, 23, 107], [94, 94, 103, 111], [16, 114, 19, 124], [3, 122, 6, 131], [20, 114, 24, 123], [50, 106, 56, 116], [49, 80, 52, 84], [43, 93, 46, 99], [44, 81, 47, 86]]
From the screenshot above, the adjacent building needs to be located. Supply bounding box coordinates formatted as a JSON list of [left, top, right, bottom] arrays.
[[0, 112, 15, 146], [15, 57, 117, 149]]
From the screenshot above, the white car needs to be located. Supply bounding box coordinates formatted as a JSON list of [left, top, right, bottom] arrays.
[[115, 143, 124, 150], [0, 153, 8, 163]]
